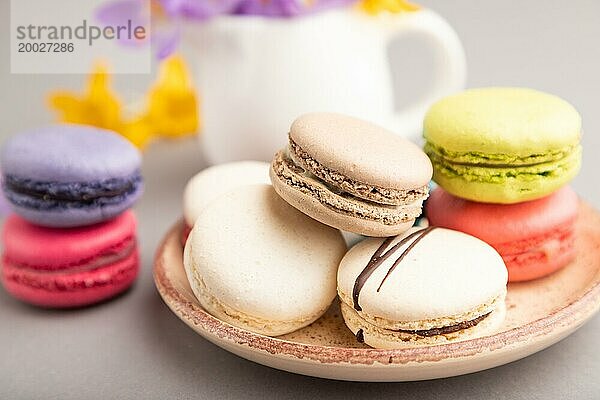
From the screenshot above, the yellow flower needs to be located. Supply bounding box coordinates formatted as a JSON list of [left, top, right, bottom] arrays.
[[121, 115, 156, 149], [360, 0, 421, 14], [145, 55, 199, 139], [49, 63, 122, 131], [48, 55, 199, 150]]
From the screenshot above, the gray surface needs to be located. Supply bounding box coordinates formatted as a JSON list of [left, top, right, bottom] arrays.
[[1, 1, 599, 399]]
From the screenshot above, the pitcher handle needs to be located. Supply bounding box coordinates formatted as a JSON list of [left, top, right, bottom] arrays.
[[378, 8, 466, 141]]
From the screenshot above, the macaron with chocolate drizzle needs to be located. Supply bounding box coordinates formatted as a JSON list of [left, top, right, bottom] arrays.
[[270, 112, 432, 237], [337, 227, 508, 348]]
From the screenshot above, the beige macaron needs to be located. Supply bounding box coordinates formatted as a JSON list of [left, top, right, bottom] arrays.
[[270, 113, 432, 237], [184, 184, 347, 336], [337, 227, 508, 348]]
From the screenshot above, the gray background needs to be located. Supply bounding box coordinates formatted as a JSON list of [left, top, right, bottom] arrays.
[[1, 0, 599, 399]]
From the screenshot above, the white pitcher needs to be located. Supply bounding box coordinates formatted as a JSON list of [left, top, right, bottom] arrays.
[[182, 7, 466, 164]]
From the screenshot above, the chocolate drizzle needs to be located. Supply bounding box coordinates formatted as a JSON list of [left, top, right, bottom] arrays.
[[355, 329, 365, 343], [351, 227, 437, 311], [376, 227, 436, 292]]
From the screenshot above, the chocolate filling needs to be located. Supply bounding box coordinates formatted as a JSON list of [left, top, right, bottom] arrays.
[[290, 138, 429, 206], [4, 176, 138, 204], [273, 151, 420, 225], [397, 312, 492, 337]]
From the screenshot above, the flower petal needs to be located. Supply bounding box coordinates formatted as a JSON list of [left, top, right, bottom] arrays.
[[95, 0, 150, 47], [234, 0, 356, 17], [153, 24, 181, 59], [159, 0, 242, 19]]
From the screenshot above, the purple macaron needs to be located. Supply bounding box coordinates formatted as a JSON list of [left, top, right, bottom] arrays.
[[1, 125, 143, 227]]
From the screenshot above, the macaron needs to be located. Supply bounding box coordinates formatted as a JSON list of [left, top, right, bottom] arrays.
[[0, 177, 9, 217], [337, 227, 508, 348], [270, 113, 432, 237], [424, 88, 582, 204], [1, 125, 143, 227], [426, 186, 579, 282], [184, 184, 347, 336], [182, 161, 270, 239], [1, 211, 139, 308]]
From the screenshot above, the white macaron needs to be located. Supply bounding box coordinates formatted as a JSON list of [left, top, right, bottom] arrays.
[[184, 184, 347, 336], [337, 227, 508, 348], [183, 161, 270, 230]]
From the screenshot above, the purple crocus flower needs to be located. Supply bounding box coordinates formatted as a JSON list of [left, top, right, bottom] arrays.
[[158, 0, 357, 18], [96, 0, 357, 57], [96, 0, 180, 57], [233, 0, 357, 17], [160, 0, 242, 20], [96, 0, 150, 47]]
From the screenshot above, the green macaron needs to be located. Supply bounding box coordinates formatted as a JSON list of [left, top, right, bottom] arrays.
[[423, 87, 582, 204]]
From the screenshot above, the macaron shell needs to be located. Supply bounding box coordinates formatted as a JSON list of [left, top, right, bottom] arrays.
[[2, 249, 139, 308], [3, 212, 137, 267], [1, 124, 141, 183], [1, 212, 139, 308], [426, 187, 578, 243], [183, 161, 270, 227], [423, 87, 582, 156], [337, 228, 508, 323], [501, 228, 575, 282], [426, 187, 578, 281], [184, 240, 329, 336], [184, 184, 347, 335], [290, 113, 432, 189]]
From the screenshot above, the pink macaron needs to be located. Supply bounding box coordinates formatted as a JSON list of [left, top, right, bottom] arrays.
[[426, 187, 578, 282], [1, 211, 139, 308]]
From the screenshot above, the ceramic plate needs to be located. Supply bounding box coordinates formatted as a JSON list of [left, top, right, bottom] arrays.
[[154, 202, 600, 382]]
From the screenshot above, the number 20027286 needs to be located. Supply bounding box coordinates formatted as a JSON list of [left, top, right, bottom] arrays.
[[18, 42, 74, 52]]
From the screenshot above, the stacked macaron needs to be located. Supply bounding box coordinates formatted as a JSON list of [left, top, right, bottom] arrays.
[[0, 125, 143, 308], [424, 88, 582, 281], [264, 113, 509, 347], [270, 112, 433, 237], [182, 113, 510, 348]]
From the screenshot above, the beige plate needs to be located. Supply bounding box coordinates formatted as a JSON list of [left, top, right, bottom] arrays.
[[154, 202, 600, 382]]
